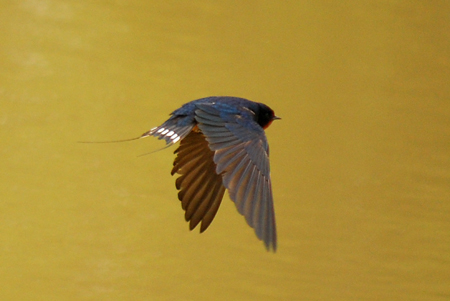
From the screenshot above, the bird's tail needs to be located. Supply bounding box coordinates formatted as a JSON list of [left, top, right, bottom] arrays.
[[141, 118, 194, 147]]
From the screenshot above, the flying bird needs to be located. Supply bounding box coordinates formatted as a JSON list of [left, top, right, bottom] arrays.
[[141, 96, 279, 251]]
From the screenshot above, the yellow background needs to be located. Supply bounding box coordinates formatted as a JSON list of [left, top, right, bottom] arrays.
[[1, 1, 449, 300]]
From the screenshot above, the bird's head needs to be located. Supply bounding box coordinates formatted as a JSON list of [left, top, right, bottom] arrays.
[[255, 103, 281, 129]]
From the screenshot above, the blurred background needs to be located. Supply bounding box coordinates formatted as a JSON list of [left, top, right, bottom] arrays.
[[1, 1, 449, 300]]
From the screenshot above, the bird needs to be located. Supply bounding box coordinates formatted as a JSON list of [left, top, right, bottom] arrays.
[[140, 96, 279, 251]]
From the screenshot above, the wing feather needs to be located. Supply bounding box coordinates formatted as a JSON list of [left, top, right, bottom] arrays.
[[171, 131, 226, 233], [195, 103, 277, 251]]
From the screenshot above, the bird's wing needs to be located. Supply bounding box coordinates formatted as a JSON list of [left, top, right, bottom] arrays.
[[171, 130, 226, 232], [194, 103, 277, 251]]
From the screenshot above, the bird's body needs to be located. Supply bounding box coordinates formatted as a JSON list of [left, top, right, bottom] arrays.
[[141, 96, 279, 251]]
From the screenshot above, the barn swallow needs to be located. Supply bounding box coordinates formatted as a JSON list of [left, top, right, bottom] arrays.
[[140, 96, 279, 251]]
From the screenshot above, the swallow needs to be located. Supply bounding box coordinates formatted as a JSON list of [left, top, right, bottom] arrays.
[[140, 96, 279, 251]]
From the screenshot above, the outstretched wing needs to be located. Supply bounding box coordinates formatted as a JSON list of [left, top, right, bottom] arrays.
[[194, 103, 277, 251], [171, 130, 226, 232], [144, 113, 226, 233]]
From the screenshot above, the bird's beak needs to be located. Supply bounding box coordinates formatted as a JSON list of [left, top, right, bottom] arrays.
[[273, 115, 281, 120]]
